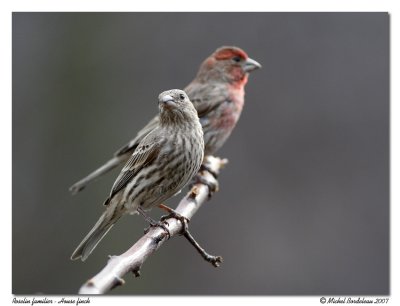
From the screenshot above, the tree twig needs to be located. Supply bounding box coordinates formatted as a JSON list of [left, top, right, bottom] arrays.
[[78, 156, 228, 294]]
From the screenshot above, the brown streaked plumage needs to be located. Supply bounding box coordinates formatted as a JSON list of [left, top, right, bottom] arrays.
[[69, 46, 261, 194], [71, 89, 204, 261]]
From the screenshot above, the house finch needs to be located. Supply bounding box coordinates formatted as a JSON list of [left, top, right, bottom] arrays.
[[70, 46, 261, 194], [71, 89, 204, 261]]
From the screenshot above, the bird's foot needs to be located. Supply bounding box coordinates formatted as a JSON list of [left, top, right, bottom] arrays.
[[160, 211, 189, 235], [138, 207, 171, 239], [143, 220, 171, 239]]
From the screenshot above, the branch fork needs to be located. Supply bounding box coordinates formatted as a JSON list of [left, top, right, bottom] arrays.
[[78, 156, 228, 294]]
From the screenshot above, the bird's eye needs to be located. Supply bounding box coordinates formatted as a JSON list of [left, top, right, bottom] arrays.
[[179, 94, 185, 100], [232, 56, 241, 63]]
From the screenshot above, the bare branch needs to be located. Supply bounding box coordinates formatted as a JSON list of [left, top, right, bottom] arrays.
[[78, 156, 228, 294]]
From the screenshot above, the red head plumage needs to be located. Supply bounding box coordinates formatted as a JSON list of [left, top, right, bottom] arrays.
[[214, 46, 248, 61], [195, 46, 259, 86]]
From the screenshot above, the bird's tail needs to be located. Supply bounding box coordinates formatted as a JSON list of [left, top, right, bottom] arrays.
[[69, 154, 128, 195], [70, 210, 117, 261]]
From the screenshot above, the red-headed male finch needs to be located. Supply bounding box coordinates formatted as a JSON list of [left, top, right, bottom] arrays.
[[70, 46, 261, 194], [71, 89, 204, 261]]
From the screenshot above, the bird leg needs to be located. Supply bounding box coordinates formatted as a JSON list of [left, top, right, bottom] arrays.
[[158, 204, 189, 233], [137, 206, 171, 239], [158, 204, 223, 267]]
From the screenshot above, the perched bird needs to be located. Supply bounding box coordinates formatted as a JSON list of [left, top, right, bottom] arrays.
[[70, 46, 261, 194], [71, 89, 204, 261]]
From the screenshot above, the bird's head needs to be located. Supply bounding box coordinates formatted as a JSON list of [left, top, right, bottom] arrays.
[[158, 89, 199, 125], [196, 46, 261, 85]]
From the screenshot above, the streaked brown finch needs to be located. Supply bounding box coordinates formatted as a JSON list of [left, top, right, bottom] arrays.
[[70, 46, 261, 194], [71, 89, 204, 261]]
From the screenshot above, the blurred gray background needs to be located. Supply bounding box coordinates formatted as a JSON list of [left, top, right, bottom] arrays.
[[12, 13, 389, 295]]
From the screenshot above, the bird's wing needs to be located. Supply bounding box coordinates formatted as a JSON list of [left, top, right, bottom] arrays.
[[113, 116, 160, 157], [113, 84, 227, 158], [107, 133, 162, 201], [185, 83, 229, 118]]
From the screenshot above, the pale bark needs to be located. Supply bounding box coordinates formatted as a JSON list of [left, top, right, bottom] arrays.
[[78, 156, 227, 294]]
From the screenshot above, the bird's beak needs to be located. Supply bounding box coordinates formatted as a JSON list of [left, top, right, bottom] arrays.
[[160, 95, 177, 109], [243, 57, 262, 73]]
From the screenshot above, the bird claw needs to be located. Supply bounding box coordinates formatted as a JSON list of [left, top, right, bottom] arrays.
[[159, 215, 170, 226], [143, 221, 171, 239], [160, 212, 189, 235]]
